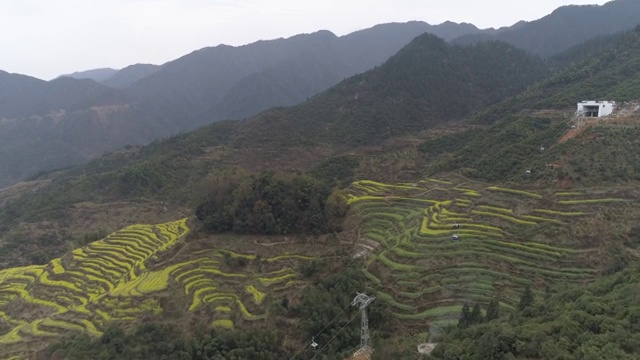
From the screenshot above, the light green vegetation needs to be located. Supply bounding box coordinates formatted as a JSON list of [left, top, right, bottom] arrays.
[[426, 179, 454, 185], [476, 205, 512, 214], [471, 210, 537, 225], [487, 186, 543, 199], [534, 209, 585, 216], [558, 198, 627, 205], [347, 178, 610, 325], [265, 254, 316, 262], [0, 220, 190, 347], [212, 319, 234, 329], [0, 217, 314, 355], [555, 192, 583, 196], [246, 285, 266, 305]]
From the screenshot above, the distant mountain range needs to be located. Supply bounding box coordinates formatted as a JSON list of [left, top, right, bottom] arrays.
[[61, 64, 161, 89], [452, 0, 640, 56], [1, 0, 640, 188], [0, 71, 126, 119], [0, 22, 443, 187], [224, 35, 548, 149], [61, 68, 119, 82]]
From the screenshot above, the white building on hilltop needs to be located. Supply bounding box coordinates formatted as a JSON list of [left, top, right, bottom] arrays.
[[577, 101, 616, 117]]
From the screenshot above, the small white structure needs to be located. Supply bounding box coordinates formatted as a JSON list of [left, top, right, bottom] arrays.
[[577, 101, 616, 118]]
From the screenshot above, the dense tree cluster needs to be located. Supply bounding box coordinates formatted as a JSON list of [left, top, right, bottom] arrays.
[[433, 264, 640, 360], [458, 298, 501, 330], [195, 170, 348, 235], [44, 323, 281, 360]]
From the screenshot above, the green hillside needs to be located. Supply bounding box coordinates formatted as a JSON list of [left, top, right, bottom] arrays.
[[424, 27, 640, 184], [2, 21, 640, 360], [476, 26, 640, 124], [0, 34, 547, 270], [0, 218, 352, 359], [347, 177, 637, 327], [228, 34, 547, 147], [431, 260, 640, 359]]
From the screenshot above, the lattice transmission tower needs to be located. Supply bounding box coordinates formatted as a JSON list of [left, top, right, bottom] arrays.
[[351, 292, 375, 357]]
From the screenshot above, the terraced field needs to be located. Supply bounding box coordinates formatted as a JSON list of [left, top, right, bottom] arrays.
[[348, 179, 633, 327], [0, 219, 317, 358]]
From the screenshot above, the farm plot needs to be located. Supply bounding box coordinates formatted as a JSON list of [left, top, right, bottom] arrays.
[[0, 220, 190, 357], [0, 218, 318, 359], [348, 179, 630, 327]]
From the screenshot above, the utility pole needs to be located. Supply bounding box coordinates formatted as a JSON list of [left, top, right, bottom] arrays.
[[352, 293, 375, 357]]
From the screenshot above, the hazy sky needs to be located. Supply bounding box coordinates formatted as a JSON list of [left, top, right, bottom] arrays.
[[1, 0, 610, 80]]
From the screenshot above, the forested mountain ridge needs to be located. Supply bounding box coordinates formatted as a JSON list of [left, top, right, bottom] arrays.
[[0, 21, 482, 189], [425, 26, 640, 183], [227, 35, 548, 147], [453, 0, 640, 56], [192, 21, 486, 124], [124, 21, 484, 131], [478, 26, 640, 123], [3, 5, 637, 189]]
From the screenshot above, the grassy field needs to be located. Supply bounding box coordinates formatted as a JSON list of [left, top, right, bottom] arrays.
[[348, 177, 634, 327]]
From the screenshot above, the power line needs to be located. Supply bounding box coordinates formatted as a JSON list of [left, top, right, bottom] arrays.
[[288, 301, 353, 360], [311, 309, 362, 360], [504, 113, 573, 180]]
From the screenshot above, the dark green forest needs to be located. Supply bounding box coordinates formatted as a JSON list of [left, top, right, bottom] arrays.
[[432, 263, 640, 360], [476, 26, 640, 124], [230, 35, 548, 148], [195, 170, 348, 235]]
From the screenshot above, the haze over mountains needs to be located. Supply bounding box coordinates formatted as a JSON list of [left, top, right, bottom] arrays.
[[4, 1, 640, 358], [1, 0, 640, 188]]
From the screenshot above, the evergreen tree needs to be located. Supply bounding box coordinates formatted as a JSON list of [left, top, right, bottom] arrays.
[[486, 298, 500, 321], [458, 303, 471, 328], [544, 285, 553, 300], [470, 303, 483, 325], [518, 285, 534, 312]]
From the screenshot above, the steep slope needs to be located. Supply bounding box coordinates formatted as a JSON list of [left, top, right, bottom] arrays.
[[101, 64, 160, 89], [228, 35, 547, 147], [60, 68, 119, 82], [453, 0, 640, 57], [0, 22, 485, 189], [125, 30, 343, 127], [198, 21, 481, 124], [0, 34, 548, 266], [477, 26, 640, 124], [428, 27, 640, 183], [201, 56, 343, 123], [127, 21, 483, 131]]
